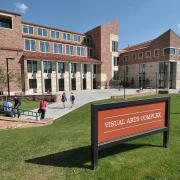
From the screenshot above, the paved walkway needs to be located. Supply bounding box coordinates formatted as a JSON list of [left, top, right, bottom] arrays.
[[21, 89, 155, 120]]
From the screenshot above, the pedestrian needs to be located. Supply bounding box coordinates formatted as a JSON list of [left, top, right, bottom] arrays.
[[70, 92, 75, 108], [61, 92, 67, 108], [13, 96, 21, 118], [40, 98, 47, 119]]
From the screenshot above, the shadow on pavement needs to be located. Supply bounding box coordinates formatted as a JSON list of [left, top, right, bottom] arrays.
[[25, 143, 161, 169]]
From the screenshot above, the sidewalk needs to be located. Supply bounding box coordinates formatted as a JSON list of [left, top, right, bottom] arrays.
[[21, 89, 155, 120]]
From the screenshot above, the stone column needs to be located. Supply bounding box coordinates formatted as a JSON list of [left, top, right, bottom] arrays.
[[41, 60, 44, 94], [69, 62, 71, 91], [91, 64, 94, 90], [80, 63, 83, 90]]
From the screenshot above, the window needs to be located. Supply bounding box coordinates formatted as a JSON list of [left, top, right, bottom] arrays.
[[159, 62, 169, 88], [40, 41, 50, 52], [66, 45, 74, 55], [112, 41, 118, 52], [54, 43, 62, 54], [29, 79, 37, 89], [63, 33, 66, 40], [84, 37, 91, 44], [0, 14, 12, 29], [71, 63, 76, 73], [133, 54, 136, 60], [37, 28, 48, 36], [76, 47, 85, 56], [114, 57, 118, 66], [43, 61, 52, 73], [164, 48, 176, 55], [58, 62, 65, 73], [27, 60, 37, 73], [93, 64, 97, 74], [88, 48, 93, 57], [154, 49, 160, 57], [23, 25, 33, 34], [113, 71, 119, 80], [178, 49, 180, 56], [145, 51, 151, 58], [24, 39, 36, 51], [74, 35, 81, 42], [51, 31, 60, 38], [126, 66, 129, 75], [83, 64, 87, 74], [138, 53, 143, 59], [67, 33, 71, 40], [123, 55, 128, 61]]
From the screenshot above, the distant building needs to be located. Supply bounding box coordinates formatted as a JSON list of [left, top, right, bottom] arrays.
[[119, 29, 180, 89], [0, 9, 119, 95]]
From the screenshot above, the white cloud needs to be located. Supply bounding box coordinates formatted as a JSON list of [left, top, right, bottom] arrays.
[[177, 23, 180, 28], [14, 2, 28, 14]]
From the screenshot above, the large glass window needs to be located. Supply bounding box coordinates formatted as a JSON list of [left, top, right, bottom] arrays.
[[0, 15, 12, 29], [83, 64, 87, 74], [27, 60, 37, 73], [24, 39, 36, 51], [88, 48, 93, 57], [114, 57, 118, 66], [93, 64, 97, 74], [159, 62, 169, 88], [40, 41, 50, 52], [51, 31, 60, 38], [23, 25, 33, 34], [164, 48, 176, 55], [29, 79, 37, 89], [54, 43, 62, 54], [112, 41, 118, 52], [76, 47, 85, 56], [63, 33, 66, 40], [67, 33, 71, 40], [113, 71, 119, 80], [43, 61, 52, 73], [154, 49, 160, 56], [71, 63, 76, 73], [37, 28, 48, 36], [58, 62, 65, 73], [66, 45, 74, 55], [74, 35, 81, 42]]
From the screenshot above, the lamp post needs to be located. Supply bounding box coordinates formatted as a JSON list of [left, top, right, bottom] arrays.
[[156, 72, 158, 96], [124, 69, 126, 100], [6, 57, 14, 96]]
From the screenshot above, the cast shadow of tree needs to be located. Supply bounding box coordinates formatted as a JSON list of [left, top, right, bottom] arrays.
[[25, 143, 162, 169]]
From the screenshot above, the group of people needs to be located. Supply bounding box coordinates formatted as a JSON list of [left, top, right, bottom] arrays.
[[61, 92, 75, 108], [2, 96, 21, 118], [38, 92, 75, 120]]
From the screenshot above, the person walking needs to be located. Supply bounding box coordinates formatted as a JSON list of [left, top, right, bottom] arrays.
[[13, 96, 21, 118], [40, 98, 47, 119], [70, 92, 75, 108], [61, 92, 67, 108]]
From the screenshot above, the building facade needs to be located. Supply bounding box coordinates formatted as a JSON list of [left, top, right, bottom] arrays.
[[119, 29, 180, 89], [0, 9, 119, 95]]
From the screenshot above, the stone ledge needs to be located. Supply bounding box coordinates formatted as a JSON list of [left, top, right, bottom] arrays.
[[0, 116, 53, 129], [111, 92, 156, 99]]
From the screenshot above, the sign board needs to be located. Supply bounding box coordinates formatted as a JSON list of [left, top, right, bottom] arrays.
[[91, 97, 170, 170]]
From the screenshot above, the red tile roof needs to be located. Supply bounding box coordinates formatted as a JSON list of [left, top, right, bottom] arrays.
[[23, 51, 101, 64]]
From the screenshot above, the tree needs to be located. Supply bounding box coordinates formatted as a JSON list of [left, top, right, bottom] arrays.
[[0, 67, 15, 94]]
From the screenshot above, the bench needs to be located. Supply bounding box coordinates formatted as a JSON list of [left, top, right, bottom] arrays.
[[0, 105, 41, 120]]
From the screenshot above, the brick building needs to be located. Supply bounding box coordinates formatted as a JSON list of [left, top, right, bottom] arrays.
[[0, 9, 119, 95], [119, 29, 180, 89]]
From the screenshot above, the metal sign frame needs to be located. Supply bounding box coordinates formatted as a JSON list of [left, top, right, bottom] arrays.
[[91, 96, 170, 170]]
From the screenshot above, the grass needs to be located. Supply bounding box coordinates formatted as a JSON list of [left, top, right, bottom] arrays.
[[0, 100, 40, 111], [0, 94, 180, 179]]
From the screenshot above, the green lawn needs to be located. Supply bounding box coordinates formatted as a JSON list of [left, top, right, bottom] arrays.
[[0, 95, 180, 180], [0, 100, 40, 111]]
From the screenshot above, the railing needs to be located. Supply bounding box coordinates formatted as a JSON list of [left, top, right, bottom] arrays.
[[0, 105, 41, 120]]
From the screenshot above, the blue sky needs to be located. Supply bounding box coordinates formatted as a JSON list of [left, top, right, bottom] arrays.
[[1, 0, 180, 49]]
